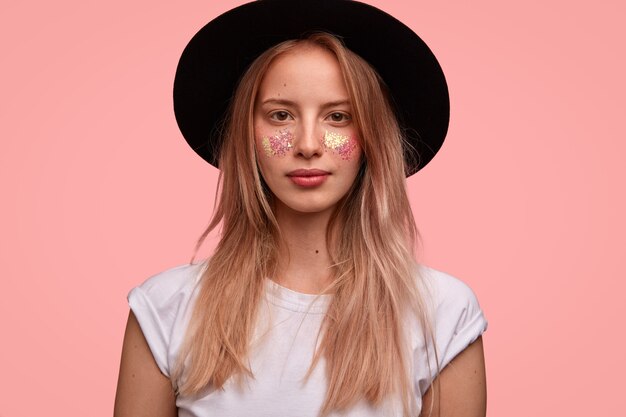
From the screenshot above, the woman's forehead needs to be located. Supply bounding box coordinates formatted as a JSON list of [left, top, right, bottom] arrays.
[[257, 46, 349, 104]]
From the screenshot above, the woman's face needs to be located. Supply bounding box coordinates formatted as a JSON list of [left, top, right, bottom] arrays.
[[253, 45, 362, 216]]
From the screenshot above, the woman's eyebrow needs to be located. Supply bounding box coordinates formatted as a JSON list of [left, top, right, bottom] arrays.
[[320, 100, 351, 110], [260, 98, 297, 106]]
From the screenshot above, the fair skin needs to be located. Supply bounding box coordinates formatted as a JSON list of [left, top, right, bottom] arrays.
[[114, 44, 487, 416], [114, 311, 178, 417], [253, 45, 362, 294]]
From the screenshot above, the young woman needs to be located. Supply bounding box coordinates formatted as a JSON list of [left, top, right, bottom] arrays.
[[114, 1, 487, 416]]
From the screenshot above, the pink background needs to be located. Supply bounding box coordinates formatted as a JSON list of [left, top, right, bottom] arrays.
[[1, 0, 624, 415]]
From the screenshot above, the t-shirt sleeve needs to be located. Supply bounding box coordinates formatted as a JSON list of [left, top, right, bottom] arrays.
[[126, 262, 206, 378], [432, 272, 488, 372], [416, 266, 488, 393]]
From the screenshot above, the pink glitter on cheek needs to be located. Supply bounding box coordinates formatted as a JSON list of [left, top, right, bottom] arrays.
[[323, 131, 358, 160], [261, 129, 294, 157]]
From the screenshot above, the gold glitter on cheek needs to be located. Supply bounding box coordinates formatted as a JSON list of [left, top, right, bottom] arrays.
[[323, 131, 358, 160], [261, 129, 294, 157]]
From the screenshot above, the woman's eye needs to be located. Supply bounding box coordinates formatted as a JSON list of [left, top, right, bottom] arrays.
[[328, 112, 350, 123], [270, 111, 292, 121]]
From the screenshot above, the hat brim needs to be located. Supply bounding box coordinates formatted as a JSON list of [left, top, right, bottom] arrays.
[[173, 0, 449, 176]]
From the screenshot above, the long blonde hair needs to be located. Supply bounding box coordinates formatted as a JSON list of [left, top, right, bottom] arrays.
[[172, 32, 436, 416]]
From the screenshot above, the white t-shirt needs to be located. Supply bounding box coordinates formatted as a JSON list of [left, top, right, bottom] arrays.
[[127, 261, 488, 417]]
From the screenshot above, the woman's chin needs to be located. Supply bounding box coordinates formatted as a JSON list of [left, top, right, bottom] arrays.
[[274, 198, 339, 217]]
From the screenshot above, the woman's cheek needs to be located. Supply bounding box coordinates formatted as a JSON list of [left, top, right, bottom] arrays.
[[259, 129, 294, 158], [322, 130, 359, 161]]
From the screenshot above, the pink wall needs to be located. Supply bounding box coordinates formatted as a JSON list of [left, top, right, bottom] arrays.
[[1, 0, 624, 415]]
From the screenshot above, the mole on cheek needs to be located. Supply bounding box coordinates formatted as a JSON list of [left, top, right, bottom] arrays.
[[261, 129, 294, 157], [323, 131, 358, 160]]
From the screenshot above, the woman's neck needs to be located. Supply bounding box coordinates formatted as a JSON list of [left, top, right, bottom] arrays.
[[273, 204, 334, 294]]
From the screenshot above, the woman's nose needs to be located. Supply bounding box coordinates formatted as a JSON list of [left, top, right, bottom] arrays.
[[292, 121, 324, 159]]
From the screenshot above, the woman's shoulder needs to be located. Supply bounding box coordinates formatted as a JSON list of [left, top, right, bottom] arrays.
[[129, 261, 208, 304], [418, 264, 482, 309], [126, 261, 208, 377], [416, 264, 488, 375]]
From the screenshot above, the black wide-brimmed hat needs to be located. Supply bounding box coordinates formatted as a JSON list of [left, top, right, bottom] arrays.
[[174, 0, 449, 176]]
